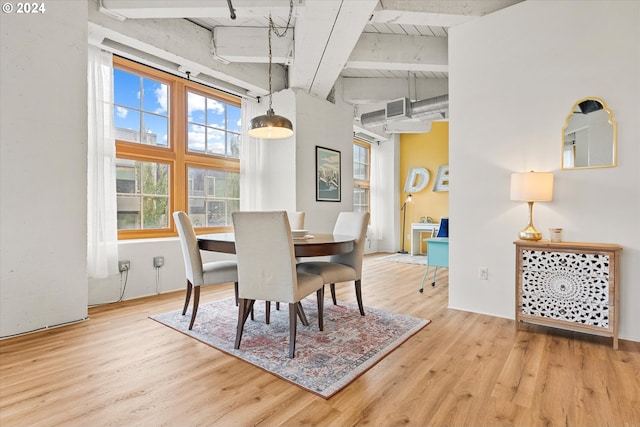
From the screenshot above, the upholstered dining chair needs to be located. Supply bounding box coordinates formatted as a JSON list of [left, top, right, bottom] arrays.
[[283, 211, 305, 303], [287, 211, 305, 230], [173, 211, 238, 330], [296, 211, 370, 316], [232, 211, 325, 358]]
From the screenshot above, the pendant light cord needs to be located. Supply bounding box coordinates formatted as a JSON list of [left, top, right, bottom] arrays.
[[267, 0, 294, 111], [268, 15, 274, 111], [226, 0, 236, 19]]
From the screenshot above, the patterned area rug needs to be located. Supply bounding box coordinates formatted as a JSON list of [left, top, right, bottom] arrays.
[[150, 296, 429, 399], [381, 253, 427, 265]]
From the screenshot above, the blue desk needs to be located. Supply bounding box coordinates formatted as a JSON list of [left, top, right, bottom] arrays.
[[419, 237, 449, 292]]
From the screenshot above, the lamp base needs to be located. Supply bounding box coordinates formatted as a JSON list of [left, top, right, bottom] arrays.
[[519, 225, 542, 241]]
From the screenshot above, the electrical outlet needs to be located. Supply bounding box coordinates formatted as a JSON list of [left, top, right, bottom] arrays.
[[118, 260, 130, 272], [479, 267, 489, 280], [153, 256, 165, 268]]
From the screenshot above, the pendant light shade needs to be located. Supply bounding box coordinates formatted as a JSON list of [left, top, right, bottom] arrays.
[[247, 8, 294, 140], [248, 108, 293, 139]]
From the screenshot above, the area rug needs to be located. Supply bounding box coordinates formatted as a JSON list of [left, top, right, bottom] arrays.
[[381, 253, 427, 265], [150, 296, 429, 399]]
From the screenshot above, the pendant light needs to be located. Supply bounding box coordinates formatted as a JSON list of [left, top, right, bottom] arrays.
[[248, 8, 294, 139]]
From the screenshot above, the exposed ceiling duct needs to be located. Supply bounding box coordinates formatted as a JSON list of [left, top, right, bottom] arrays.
[[360, 95, 449, 127]]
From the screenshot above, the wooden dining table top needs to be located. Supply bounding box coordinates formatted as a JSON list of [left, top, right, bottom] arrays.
[[197, 232, 355, 257]]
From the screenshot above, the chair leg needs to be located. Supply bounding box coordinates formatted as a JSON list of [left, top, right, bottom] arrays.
[[355, 279, 365, 316], [288, 303, 297, 358], [432, 266, 438, 287], [265, 301, 271, 324], [276, 302, 280, 310], [296, 303, 309, 326], [235, 299, 255, 349], [188, 286, 200, 330], [182, 280, 192, 315], [234, 282, 239, 306], [330, 283, 337, 305], [316, 287, 324, 331]]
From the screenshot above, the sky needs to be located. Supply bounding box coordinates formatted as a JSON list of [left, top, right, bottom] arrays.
[[113, 68, 242, 154]]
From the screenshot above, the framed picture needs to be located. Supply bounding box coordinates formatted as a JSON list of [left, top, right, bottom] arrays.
[[316, 146, 341, 202], [433, 165, 449, 192]]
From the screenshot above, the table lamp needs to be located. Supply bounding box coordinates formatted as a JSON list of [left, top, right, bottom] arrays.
[[510, 171, 553, 241]]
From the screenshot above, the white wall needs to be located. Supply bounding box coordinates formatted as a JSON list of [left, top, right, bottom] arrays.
[[295, 89, 355, 233], [449, 0, 640, 341], [241, 89, 298, 213], [0, 2, 89, 336], [88, 238, 236, 305]]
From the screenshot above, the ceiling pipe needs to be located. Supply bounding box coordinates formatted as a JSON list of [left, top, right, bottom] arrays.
[[411, 95, 449, 118], [359, 109, 386, 127], [360, 94, 449, 127]]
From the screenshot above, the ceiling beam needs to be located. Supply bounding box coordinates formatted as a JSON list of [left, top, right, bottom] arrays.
[[213, 27, 294, 64], [370, 10, 476, 27], [345, 33, 448, 73], [101, 0, 294, 19], [367, 1, 524, 30], [289, 0, 378, 99], [372, 0, 523, 17], [89, 0, 283, 96]]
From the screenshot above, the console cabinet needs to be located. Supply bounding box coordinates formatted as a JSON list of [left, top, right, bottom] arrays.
[[514, 240, 621, 349]]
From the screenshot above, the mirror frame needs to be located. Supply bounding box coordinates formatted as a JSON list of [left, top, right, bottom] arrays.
[[561, 97, 617, 170]]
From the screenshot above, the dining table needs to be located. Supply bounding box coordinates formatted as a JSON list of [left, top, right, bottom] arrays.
[[197, 232, 356, 326], [197, 232, 355, 257]]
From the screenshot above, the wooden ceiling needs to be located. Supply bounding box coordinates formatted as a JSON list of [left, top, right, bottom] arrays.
[[97, 0, 522, 136]]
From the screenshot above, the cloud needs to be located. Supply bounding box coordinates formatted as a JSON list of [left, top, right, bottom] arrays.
[[187, 92, 205, 116], [155, 84, 168, 114], [207, 99, 224, 115], [187, 125, 206, 151], [188, 124, 227, 154], [115, 106, 128, 118]]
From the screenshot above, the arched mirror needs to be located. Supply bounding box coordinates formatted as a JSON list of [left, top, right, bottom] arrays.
[[562, 97, 616, 169]]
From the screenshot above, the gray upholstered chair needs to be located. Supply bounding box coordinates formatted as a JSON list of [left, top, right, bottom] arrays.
[[287, 211, 305, 230], [173, 211, 238, 330], [296, 212, 370, 316], [232, 211, 325, 358]]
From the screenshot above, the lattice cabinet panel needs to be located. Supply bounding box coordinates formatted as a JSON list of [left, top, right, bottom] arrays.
[[515, 240, 621, 349]]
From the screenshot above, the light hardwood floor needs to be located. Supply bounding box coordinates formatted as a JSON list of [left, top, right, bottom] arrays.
[[1, 254, 639, 426]]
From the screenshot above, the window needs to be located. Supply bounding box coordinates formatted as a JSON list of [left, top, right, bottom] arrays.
[[353, 140, 370, 213], [113, 57, 240, 239]]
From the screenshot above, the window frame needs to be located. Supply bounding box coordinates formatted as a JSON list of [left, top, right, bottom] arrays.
[[353, 139, 371, 213], [114, 56, 240, 239]]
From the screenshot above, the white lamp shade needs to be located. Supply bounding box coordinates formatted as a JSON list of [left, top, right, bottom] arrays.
[[510, 172, 554, 202]]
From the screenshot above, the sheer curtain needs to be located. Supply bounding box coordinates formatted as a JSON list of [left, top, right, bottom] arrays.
[[87, 46, 118, 278], [563, 143, 575, 168], [368, 141, 384, 241], [239, 97, 265, 211]]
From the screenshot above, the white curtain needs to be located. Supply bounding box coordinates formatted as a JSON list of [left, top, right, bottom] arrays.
[[368, 141, 384, 241], [239, 97, 265, 211], [563, 144, 575, 168], [87, 46, 118, 278]]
